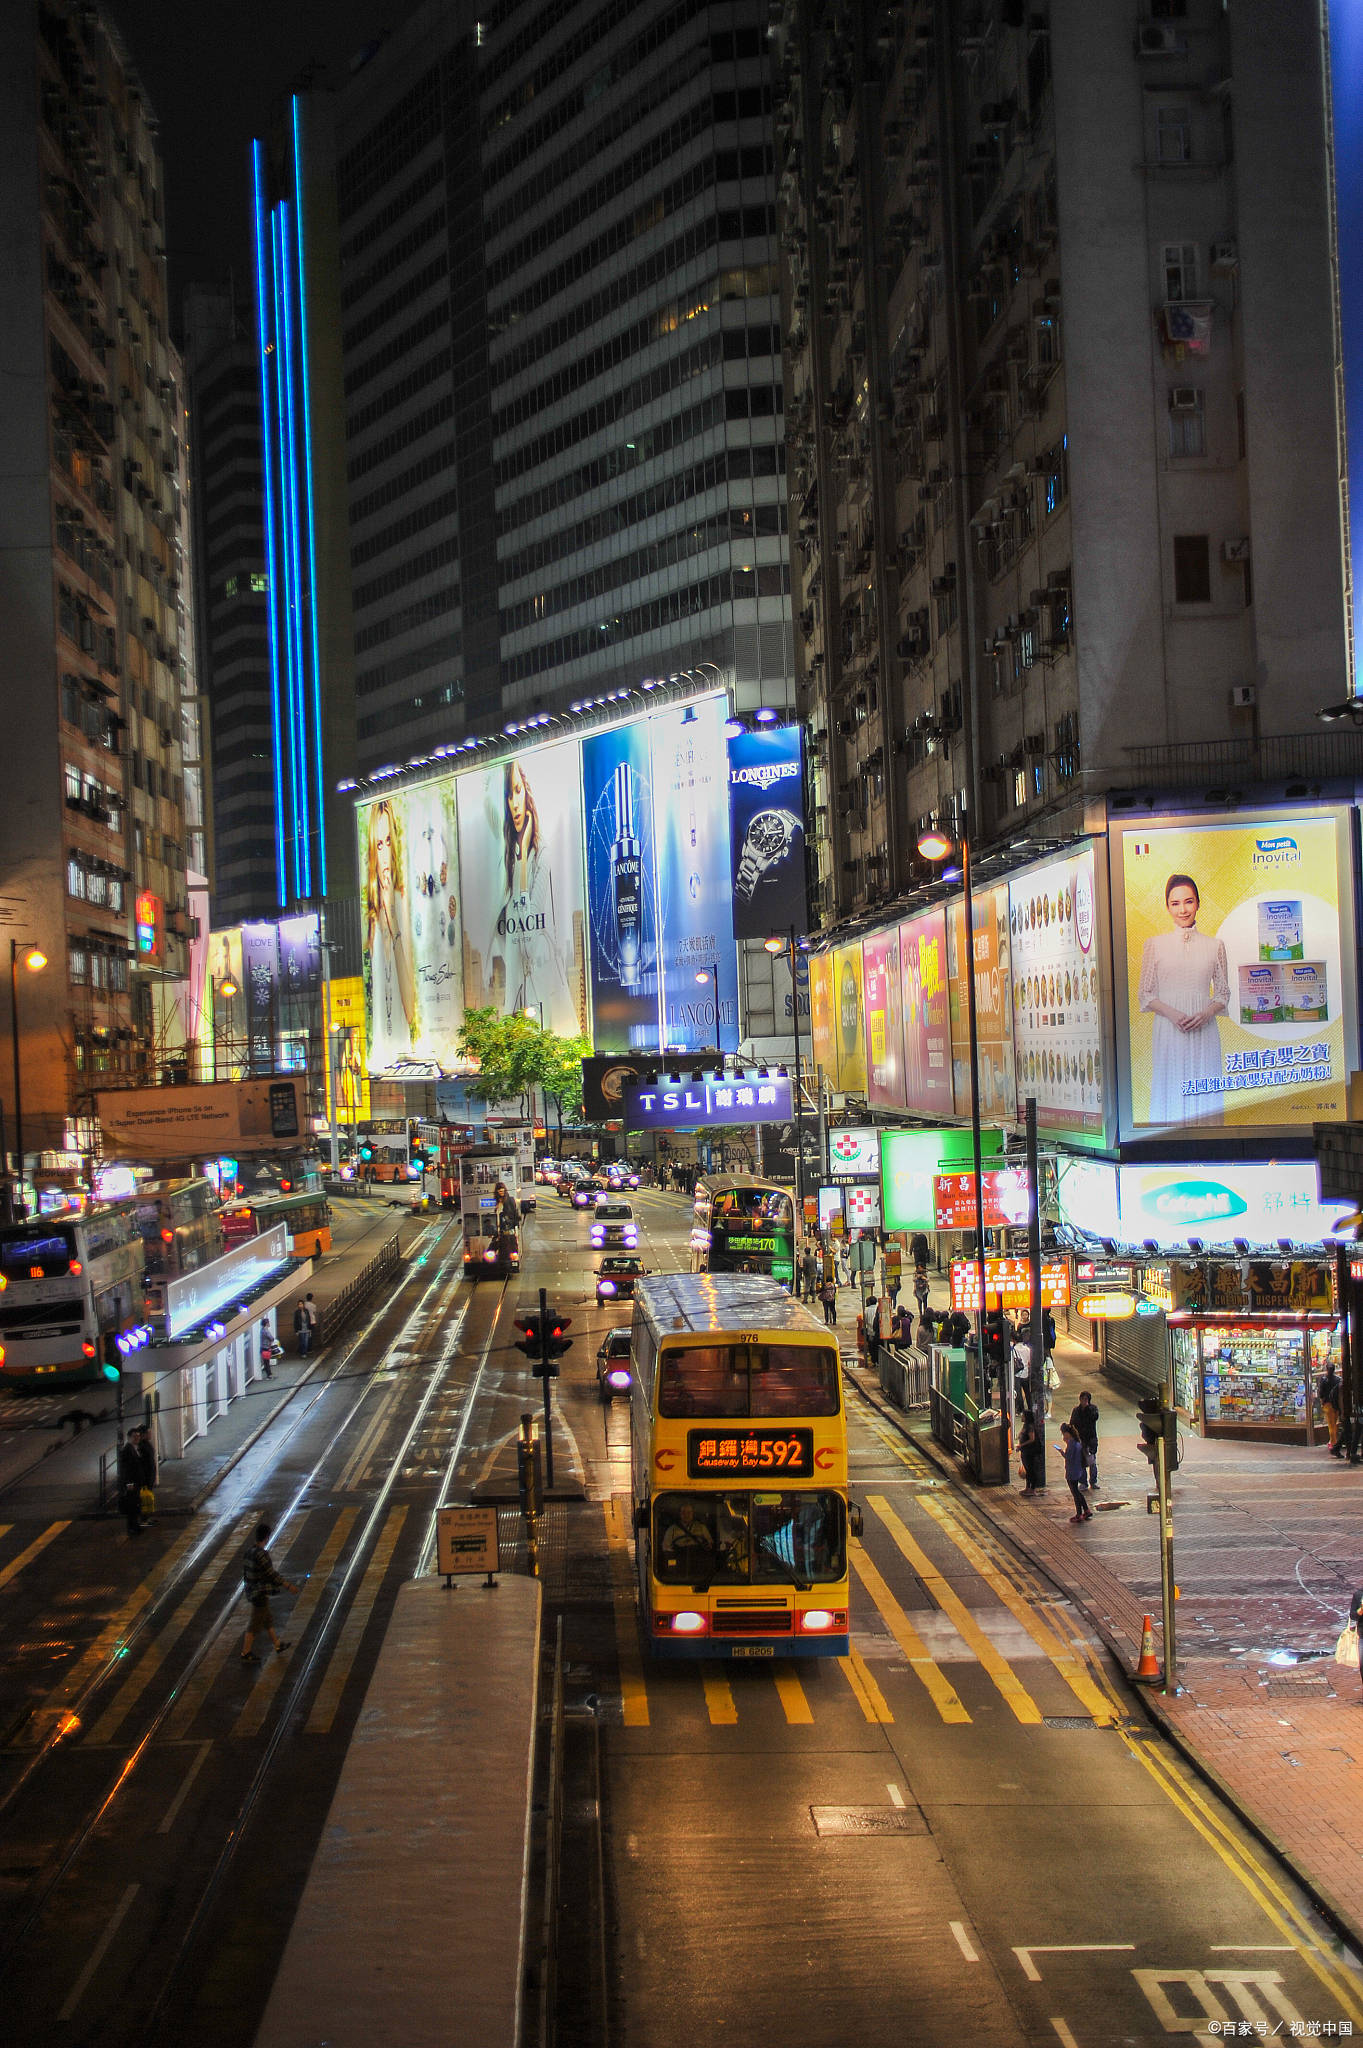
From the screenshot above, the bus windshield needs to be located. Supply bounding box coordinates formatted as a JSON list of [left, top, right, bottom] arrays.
[[653, 1490, 846, 1587], [0, 1228, 76, 1277], [657, 1343, 840, 1418]]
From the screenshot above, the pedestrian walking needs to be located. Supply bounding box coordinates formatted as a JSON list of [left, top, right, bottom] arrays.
[[1018, 1406, 1043, 1496], [820, 1275, 838, 1328], [1043, 1305, 1057, 1356], [260, 1321, 275, 1379], [909, 1230, 930, 1270], [293, 1299, 311, 1356], [866, 1297, 882, 1368], [240, 1521, 299, 1663], [134, 1424, 157, 1521], [118, 1432, 144, 1536], [1060, 1421, 1092, 1523], [1345, 1583, 1363, 1697], [913, 1264, 930, 1314], [1319, 1363, 1343, 1453], [1042, 1352, 1061, 1420], [801, 1248, 817, 1300], [303, 1291, 320, 1345], [1069, 1390, 1099, 1491]]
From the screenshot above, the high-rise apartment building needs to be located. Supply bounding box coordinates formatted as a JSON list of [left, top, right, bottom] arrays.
[[325, 0, 796, 777], [0, 0, 197, 1173], [775, 0, 1348, 928], [183, 285, 276, 926]]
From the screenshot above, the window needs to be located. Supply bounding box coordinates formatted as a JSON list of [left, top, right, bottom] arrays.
[[1043, 439, 1068, 516], [1168, 389, 1206, 458], [1173, 534, 1212, 604], [1162, 242, 1198, 302], [1011, 768, 1027, 810], [69, 947, 88, 987], [1156, 105, 1192, 164]]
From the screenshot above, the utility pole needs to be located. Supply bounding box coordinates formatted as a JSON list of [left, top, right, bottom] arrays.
[[1024, 1096, 1046, 1487], [539, 1285, 554, 1489]]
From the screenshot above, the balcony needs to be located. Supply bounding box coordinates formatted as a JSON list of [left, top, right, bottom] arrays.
[[1118, 731, 1363, 792]]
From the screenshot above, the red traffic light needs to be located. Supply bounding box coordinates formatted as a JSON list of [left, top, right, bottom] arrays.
[[513, 1312, 542, 1360]]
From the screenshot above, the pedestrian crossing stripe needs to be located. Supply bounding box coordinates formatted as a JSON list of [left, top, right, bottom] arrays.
[[849, 1540, 971, 1724]]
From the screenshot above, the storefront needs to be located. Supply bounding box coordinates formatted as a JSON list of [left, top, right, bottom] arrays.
[[1160, 1257, 1337, 1444]]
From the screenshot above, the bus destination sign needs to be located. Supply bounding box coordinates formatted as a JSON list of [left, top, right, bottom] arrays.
[[688, 1427, 815, 1478]]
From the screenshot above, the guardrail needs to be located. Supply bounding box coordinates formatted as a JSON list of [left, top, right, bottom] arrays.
[[318, 1231, 403, 1347], [878, 1343, 932, 1411]]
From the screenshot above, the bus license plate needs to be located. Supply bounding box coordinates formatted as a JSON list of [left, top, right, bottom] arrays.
[[731, 1645, 775, 1658]]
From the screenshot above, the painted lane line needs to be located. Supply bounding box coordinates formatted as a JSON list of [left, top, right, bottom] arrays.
[[774, 1669, 813, 1725], [701, 1666, 738, 1726], [58, 1883, 139, 2020], [165, 1515, 319, 1741], [887, 1783, 905, 1808], [604, 1498, 649, 1727], [1015, 1945, 1136, 1983], [0, 1520, 66, 1591], [1051, 2021, 1079, 2048], [849, 1543, 970, 1724], [412, 1294, 492, 1578], [157, 1739, 212, 1835], [304, 1506, 408, 1735], [838, 1648, 894, 1724], [867, 1495, 1043, 1725], [951, 1921, 979, 1962]]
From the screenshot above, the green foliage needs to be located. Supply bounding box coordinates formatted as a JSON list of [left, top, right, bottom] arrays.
[[455, 1008, 591, 1126]]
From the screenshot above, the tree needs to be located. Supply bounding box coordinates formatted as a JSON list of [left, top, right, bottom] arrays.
[[455, 1008, 590, 1139], [535, 1030, 591, 1137]]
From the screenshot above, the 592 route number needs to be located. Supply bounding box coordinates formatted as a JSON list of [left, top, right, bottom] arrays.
[[686, 1427, 815, 1478]]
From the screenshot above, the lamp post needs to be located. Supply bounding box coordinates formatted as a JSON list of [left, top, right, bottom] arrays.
[[213, 974, 239, 1084], [765, 928, 808, 1279], [9, 941, 47, 1220], [917, 815, 990, 1379]]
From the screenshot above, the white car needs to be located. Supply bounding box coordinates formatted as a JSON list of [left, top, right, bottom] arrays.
[[590, 1199, 638, 1250]]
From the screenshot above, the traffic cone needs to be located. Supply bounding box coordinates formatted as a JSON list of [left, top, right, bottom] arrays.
[[1134, 1613, 1161, 1683]]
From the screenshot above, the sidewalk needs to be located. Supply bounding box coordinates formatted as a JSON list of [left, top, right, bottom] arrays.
[[853, 1317, 1363, 1949], [0, 1199, 424, 1520]]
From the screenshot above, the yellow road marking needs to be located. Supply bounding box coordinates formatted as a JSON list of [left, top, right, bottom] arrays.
[[89, 1514, 257, 1744], [604, 1497, 649, 1726], [839, 1648, 894, 1723], [0, 1520, 69, 1592], [163, 1517, 318, 1740], [867, 1495, 1042, 1724], [303, 1506, 407, 1735], [774, 1669, 813, 1724], [849, 1541, 970, 1723], [335, 1380, 404, 1491], [702, 1666, 737, 1724], [232, 1510, 360, 1738], [919, 1497, 1116, 1727]]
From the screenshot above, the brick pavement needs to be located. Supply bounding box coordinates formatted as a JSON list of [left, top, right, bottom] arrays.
[[853, 1310, 1363, 1948]]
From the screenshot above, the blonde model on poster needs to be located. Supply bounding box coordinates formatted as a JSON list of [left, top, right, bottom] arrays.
[[492, 758, 576, 1028], [1137, 872, 1229, 1124], [366, 799, 417, 1056]]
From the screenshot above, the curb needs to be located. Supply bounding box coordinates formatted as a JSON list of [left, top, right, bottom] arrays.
[[844, 1360, 1363, 1957]]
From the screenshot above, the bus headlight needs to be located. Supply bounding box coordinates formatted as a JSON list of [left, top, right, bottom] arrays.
[[798, 1610, 845, 1634], [666, 1610, 708, 1636]]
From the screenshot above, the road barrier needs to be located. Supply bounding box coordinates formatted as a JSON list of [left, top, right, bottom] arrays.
[[318, 1230, 403, 1347], [878, 1343, 932, 1412]]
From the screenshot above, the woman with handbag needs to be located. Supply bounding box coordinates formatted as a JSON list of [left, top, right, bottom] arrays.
[[1342, 1588, 1363, 1695], [1017, 1406, 1043, 1497]]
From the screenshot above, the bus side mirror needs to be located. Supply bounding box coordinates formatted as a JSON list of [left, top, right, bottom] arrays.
[[634, 1501, 649, 1530], [848, 1503, 865, 1539]]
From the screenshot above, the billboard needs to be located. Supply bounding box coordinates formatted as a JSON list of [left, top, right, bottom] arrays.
[[582, 721, 658, 1049], [880, 1126, 1005, 1234], [933, 1167, 1032, 1230], [98, 1078, 306, 1161], [1055, 1155, 1354, 1248], [325, 975, 370, 1123], [1008, 846, 1105, 1139], [1329, 0, 1363, 694], [827, 1127, 880, 1179], [947, 884, 1015, 1123], [1112, 809, 1355, 1135], [831, 942, 866, 1095], [626, 1071, 793, 1131], [949, 1256, 1070, 1313], [652, 698, 738, 1053], [457, 741, 587, 1041], [358, 786, 464, 1072], [727, 726, 807, 939], [581, 1054, 658, 1123], [862, 927, 905, 1108], [899, 907, 954, 1119], [809, 949, 837, 1078]]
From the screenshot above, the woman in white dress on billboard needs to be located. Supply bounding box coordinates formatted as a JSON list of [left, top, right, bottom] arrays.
[[366, 799, 417, 1059], [1137, 873, 1229, 1124]]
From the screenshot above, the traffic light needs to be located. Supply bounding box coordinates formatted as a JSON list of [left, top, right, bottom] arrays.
[[1136, 1396, 1180, 1472], [542, 1313, 573, 1376], [513, 1312, 543, 1362], [101, 1331, 122, 1384], [358, 1141, 374, 1163]]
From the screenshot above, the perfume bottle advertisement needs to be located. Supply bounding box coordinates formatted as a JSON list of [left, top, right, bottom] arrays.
[[582, 721, 661, 1050], [726, 725, 807, 939], [649, 697, 738, 1053]]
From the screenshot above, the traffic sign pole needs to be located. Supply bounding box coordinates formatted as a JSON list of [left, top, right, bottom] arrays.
[[1156, 1377, 1179, 1694], [539, 1286, 555, 1489]]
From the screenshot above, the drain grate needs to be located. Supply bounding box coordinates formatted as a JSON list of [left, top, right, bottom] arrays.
[[1264, 1675, 1335, 1699], [1043, 1715, 1097, 1729], [810, 1804, 929, 1837]]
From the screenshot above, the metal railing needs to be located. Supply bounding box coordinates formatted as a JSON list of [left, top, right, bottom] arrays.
[[1120, 729, 1363, 788], [317, 1231, 402, 1347], [878, 1343, 932, 1411]]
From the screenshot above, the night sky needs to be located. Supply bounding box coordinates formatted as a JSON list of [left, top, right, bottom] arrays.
[[107, 0, 420, 321]]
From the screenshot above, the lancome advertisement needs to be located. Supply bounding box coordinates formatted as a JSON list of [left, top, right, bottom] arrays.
[[727, 725, 807, 939], [359, 785, 465, 1072], [1112, 809, 1355, 1136], [1008, 846, 1106, 1140], [583, 722, 658, 1049], [947, 884, 1016, 1124], [457, 742, 588, 1041], [652, 697, 739, 1054]]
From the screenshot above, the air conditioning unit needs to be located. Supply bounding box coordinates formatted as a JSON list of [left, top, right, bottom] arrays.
[[1222, 538, 1251, 563], [1137, 24, 1186, 56], [1229, 684, 1257, 708], [1169, 386, 1201, 411], [1210, 239, 1239, 273]]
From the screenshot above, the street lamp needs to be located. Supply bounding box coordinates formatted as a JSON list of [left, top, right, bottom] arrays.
[[9, 941, 47, 1219], [916, 813, 990, 1378], [765, 928, 809, 1279], [213, 975, 239, 1083]]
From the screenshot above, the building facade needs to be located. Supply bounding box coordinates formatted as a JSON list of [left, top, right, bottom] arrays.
[[0, 0, 197, 1175], [775, 0, 1349, 929]]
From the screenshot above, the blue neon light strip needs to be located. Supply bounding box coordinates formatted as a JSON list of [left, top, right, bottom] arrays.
[[278, 200, 313, 898], [251, 142, 289, 906], [293, 97, 328, 895], [269, 209, 303, 902], [1330, 0, 1363, 695]]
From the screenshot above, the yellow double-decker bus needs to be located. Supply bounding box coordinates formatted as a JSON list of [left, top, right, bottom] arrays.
[[629, 1273, 851, 1660]]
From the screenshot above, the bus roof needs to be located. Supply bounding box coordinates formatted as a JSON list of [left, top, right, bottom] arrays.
[[694, 1172, 785, 1193], [633, 1272, 827, 1339]]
